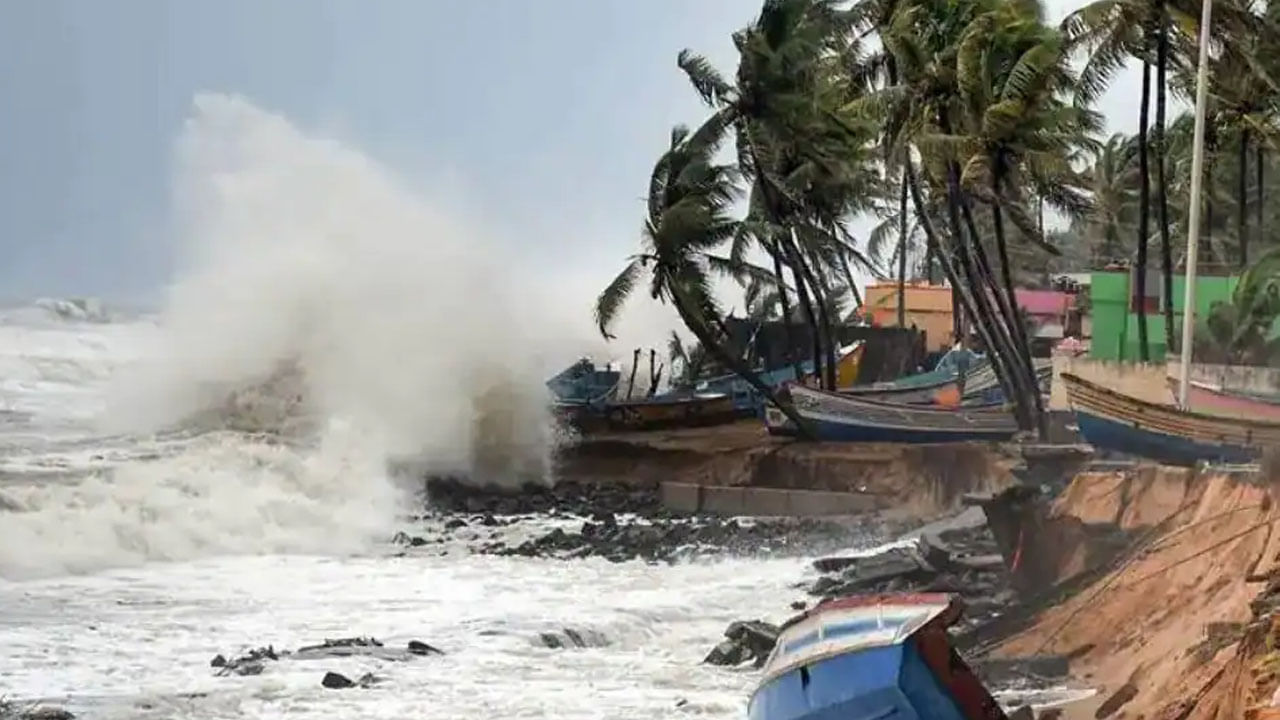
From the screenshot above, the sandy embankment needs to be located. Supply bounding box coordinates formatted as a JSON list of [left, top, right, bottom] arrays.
[[553, 421, 1018, 518], [994, 465, 1280, 719]]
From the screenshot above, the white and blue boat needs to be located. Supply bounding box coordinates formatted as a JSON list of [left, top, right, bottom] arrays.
[[1062, 372, 1280, 466], [750, 593, 1008, 720]]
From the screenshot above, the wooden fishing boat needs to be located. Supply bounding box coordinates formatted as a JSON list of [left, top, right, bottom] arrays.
[[698, 342, 865, 413], [1063, 372, 1280, 465], [750, 593, 1008, 720], [764, 383, 1018, 443], [1165, 377, 1280, 422], [557, 392, 739, 433]]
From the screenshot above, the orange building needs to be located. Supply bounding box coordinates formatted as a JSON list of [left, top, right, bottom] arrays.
[[864, 282, 955, 351]]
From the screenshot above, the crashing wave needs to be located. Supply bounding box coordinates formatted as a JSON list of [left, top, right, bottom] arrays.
[[173, 358, 320, 438], [33, 297, 112, 323]]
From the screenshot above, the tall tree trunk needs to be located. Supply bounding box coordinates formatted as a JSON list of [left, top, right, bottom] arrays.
[[958, 193, 1040, 429], [837, 248, 862, 312], [788, 252, 825, 389], [768, 240, 804, 382], [626, 348, 640, 399], [897, 169, 909, 327], [1239, 128, 1250, 268], [1156, 16, 1175, 353], [1136, 56, 1153, 363], [799, 240, 840, 390], [935, 150, 1034, 427], [1258, 146, 1266, 252], [904, 158, 1020, 414], [993, 168, 1047, 439], [668, 286, 812, 437], [932, 109, 1035, 428]]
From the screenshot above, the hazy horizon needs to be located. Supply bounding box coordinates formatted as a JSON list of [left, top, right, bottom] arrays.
[[1, 0, 1147, 312]]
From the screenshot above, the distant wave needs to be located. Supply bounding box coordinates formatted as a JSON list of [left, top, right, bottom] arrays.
[[33, 298, 113, 323]]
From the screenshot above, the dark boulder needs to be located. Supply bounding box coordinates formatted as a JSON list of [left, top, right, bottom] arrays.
[[407, 640, 444, 656], [537, 627, 609, 649], [704, 619, 779, 668]]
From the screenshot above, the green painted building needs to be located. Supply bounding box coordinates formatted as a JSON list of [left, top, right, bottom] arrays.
[[1088, 270, 1237, 361]]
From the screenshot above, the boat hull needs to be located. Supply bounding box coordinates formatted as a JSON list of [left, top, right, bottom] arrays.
[[1169, 378, 1280, 422], [767, 384, 1018, 443], [557, 394, 740, 433], [1064, 372, 1280, 465], [750, 642, 967, 720], [751, 593, 1007, 720], [1074, 409, 1257, 466]]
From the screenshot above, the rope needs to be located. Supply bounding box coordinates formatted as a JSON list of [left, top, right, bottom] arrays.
[[1030, 502, 1268, 655]]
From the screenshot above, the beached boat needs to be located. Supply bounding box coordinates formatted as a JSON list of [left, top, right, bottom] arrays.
[[764, 383, 1018, 443], [557, 392, 739, 433], [750, 593, 1008, 720], [1165, 377, 1280, 422], [1063, 372, 1280, 465], [698, 342, 865, 414], [850, 356, 1052, 407]]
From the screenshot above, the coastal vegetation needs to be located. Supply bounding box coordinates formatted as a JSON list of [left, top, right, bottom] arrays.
[[595, 0, 1280, 437]]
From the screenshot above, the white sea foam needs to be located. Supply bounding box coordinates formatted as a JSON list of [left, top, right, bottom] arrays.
[[0, 93, 683, 579]]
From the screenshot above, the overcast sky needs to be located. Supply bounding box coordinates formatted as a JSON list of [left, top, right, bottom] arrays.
[[0, 0, 1143, 306]]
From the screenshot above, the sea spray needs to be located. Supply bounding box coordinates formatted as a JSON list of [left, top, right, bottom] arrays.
[[1, 93, 675, 578], [108, 93, 586, 482]]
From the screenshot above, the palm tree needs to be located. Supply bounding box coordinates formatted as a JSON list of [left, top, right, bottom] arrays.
[[594, 122, 811, 434], [1082, 134, 1140, 264], [943, 5, 1098, 431], [677, 0, 880, 391], [667, 332, 710, 391]]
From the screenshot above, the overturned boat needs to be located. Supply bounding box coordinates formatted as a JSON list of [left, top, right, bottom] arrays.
[[750, 593, 1008, 720]]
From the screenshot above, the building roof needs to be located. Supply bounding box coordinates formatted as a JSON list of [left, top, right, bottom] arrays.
[[1015, 289, 1072, 317]]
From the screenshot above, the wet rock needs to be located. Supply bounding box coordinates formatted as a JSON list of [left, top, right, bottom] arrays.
[[537, 627, 609, 649], [407, 640, 444, 656], [321, 671, 355, 689], [809, 545, 937, 597], [213, 646, 279, 677], [973, 655, 1069, 687], [704, 620, 779, 668], [703, 638, 749, 666], [1094, 682, 1138, 719], [17, 709, 76, 720]]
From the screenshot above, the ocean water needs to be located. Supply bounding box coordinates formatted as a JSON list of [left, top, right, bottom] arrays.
[[0, 94, 1097, 718], [0, 94, 827, 719]]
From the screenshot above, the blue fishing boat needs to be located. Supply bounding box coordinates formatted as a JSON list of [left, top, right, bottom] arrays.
[[1062, 372, 1280, 465], [750, 593, 1008, 720], [546, 359, 620, 404], [764, 383, 1018, 443]]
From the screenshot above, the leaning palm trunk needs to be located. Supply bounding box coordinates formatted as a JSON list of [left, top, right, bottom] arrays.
[[795, 238, 840, 390], [952, 184, 1038, 431], [934, 112, 1035, 429], [808, 243, 839, 389], [907, 158, 1029, 430], [992, 170, 1047, 439], [767, 239, 805, 383], [1156, 17, 1175, 353], [787, 247, 826, 389], [668, 285, 812, 438]]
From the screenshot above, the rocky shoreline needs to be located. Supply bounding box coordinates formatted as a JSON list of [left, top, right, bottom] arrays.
[[411, 476, 1069, 710], [402, 476, 914, 564]]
